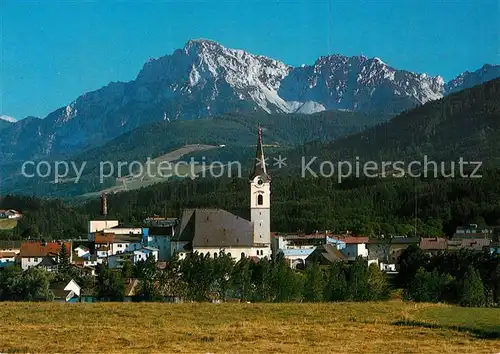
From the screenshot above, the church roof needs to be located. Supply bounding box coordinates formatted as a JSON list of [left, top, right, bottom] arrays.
[[249, 126, 270, 182], [174, 209, 254, 248]]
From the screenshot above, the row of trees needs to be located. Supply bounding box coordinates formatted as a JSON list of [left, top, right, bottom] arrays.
[[95, 252, 391, 303], [1, 246, 497, 307], [398, 246, 500, 307], [0, 252, 390, 303]]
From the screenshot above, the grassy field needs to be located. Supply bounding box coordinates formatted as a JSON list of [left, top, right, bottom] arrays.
[[0, 219, 17, 230], [82, 144, 218, 197], [0, 301, 499, 353]]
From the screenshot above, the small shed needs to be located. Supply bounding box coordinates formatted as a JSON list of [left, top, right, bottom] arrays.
[[50, 279, 81, 302]]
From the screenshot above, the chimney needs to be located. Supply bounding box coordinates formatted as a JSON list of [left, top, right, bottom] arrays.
[[101, 193, 108, 217]]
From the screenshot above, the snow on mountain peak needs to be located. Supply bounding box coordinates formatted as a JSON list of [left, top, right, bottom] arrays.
[[0, 115, 17, 123]]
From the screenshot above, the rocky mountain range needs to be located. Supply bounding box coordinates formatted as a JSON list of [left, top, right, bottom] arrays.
[[0, 39, 498, 163]]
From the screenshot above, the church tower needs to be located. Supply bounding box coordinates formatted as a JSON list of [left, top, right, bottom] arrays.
[[249, 126, 271, 251]]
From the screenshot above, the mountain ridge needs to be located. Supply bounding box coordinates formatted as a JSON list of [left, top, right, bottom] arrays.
[[283, 78, 500, 174], [0, 39, 498, 164]]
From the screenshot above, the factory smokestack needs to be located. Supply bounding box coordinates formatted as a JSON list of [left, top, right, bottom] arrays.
[[100, 193, 108, 217]]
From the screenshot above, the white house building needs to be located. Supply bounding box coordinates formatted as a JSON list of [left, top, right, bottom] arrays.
[[74, 245, 90, 259], [108, 247, 159, 268], [146, 219, 177, 261], [19, 241, 72, 271]]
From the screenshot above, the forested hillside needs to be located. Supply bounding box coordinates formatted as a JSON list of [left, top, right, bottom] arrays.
[[289, 78, 500, 171], [2, 167, 500, 240], [2, 110, 389, 197]]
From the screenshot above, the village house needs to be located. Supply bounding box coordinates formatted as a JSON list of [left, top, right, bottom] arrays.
[[279, 248, 316, 269], [447, 238, 491, 252], [0, 209, 22, 219], [305, 244, 346, 266], [146, 220, 177, 261], [19, 241, 72, 271], [74, 245, 91, 258], [453, 224, 492, 239], [50, 279, 81, 302], [329, 236, 369, 261], [367, 236, 419, 271], [108, 246, 159, 268], [0, 251, 17, 268], [419, 237, 447, 255]]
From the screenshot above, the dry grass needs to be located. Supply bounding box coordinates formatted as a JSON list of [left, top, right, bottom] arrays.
[[0, 301, 498, 353]]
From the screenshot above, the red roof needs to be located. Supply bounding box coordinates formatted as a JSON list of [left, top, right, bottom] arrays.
[[333, 236, 370, 244], [20, 241, 71, 258], [95, 233, 115, 244], [419, 237, 447, 250]]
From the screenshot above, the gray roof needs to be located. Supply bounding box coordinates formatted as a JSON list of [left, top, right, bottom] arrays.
[[175, 209, 254, 248], [37, 256, 58, 267], [306, 244, 346, 265]]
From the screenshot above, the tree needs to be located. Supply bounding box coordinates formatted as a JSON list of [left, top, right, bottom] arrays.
[[404, 268, 454, 303], [303, 263, 324, 302], [135, 253, 157, 280], [366, 263, 390, 300], [0, 265, 24, 301], [232, 256, 253, 301], [324, 262, 348, 301], [121, 260, 134, 281], [251, 257, 273, 302], [397, 245, 428, 288], [96, 266, 125, 301], [180, 252, 214, 301], [346, 257, 370, 301], [23, 268, 54, 301], [57, 243, 73, 280], [158, 255, 186, 300], [459, 266, 486, 307], [212, 250, 235, 301]]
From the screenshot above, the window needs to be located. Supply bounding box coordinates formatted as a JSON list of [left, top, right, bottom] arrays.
[[34, 257, 38, 262], [213, 252, 217, 258], [257, 194, 263, 205], [241, 252, 245, 259]]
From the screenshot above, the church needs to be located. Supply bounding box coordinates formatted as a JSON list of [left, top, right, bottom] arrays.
[[172, 127, 272, 260]]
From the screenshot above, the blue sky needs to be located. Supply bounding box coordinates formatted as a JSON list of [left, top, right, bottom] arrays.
[[1, 0, 498, 120]]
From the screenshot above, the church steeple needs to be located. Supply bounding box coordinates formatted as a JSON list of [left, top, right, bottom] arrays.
[[250, 125, 270, 181], [249, 125, 271, 254]]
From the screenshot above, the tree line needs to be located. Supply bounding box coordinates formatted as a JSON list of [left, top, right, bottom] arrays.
[[398, 246, 500, 307], [2, 167, 500, 241], [1, 247, 498, 307], [0, 251, 391, 303]]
